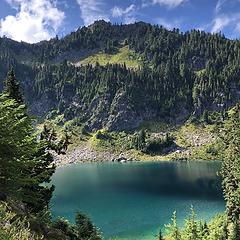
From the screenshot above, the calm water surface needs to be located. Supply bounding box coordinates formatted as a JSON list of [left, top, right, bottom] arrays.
[[50, 161, 225, 240]]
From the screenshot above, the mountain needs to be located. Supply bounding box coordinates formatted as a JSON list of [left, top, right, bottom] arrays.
[[1, 20, 240, 131]]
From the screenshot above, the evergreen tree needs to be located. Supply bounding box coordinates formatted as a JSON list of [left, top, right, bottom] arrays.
[[3, 68, 23, 103], [182, 206, 200, 240], [40, 124, 58, 150], [57, 131, 71, 154], [156, 229, 164, 240], [198, 221, 208, 238], [74, 211, 101, 240], [229, 221, 240, 240], [138, 129, 146, 150], [0, 93, 55, 212], [52, 212, 102, 240], [219, 103, 240, 239], [220, 104, 240, 225], [220, 222, 228, 240], [165, 211, 181, 240]]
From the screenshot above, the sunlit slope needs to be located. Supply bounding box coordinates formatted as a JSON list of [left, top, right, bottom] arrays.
[[76, 46, 142, 68]]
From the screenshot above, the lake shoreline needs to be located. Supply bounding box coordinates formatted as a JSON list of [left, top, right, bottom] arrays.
[[52, 145, 143, 167], [52, 143, 221, 167]]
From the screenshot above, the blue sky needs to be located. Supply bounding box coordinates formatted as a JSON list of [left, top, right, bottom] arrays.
[[0, 0, 240, 43]]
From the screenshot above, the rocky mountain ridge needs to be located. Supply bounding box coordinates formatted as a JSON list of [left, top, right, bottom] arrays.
[[1, 20, 240, 131]]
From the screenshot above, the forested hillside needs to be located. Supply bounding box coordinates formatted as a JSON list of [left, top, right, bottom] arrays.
[[1, 20, 240, 130], [1, 69, 240, 239]]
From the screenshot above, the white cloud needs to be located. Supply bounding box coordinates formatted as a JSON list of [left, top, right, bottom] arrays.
[[76, 0, 109, 26], [196, 23, 211, 32], [236, 22, 240, 33], [215, 0, 227, 13], [208, 0, 240, 37], [0, 0, 65, 43], [112, 4, 135, 18], [112, 7, 124, 18], [143, 0, 187, 9], [211, 14, 240, 33], [157, 17, 181, 29], [211, 15, 231, 32], [111, 4, 137, 24]]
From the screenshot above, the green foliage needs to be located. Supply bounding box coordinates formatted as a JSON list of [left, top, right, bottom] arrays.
[[202, 110, 211, 124], [52, 218, 77, 239], [0, 71, 101, 240], [229, 222, 240, 240], [174, 123, 221, 160], [182, 206, 200, 240], [3, 68, 23, 103], [90, 128, 175, 156], [0, 93, 55, 212], [80, 46, 141, 68], [95, 129, 112, 140], [52, 212, 101, 240], [140, 121, 175, 133], [165, 210, 228, 240], [90, 129, 133, 152], [144, 133, 174, 154], [219, 103, 240, 237], [130, 129, 147, 151], [74, 211, 101, 240], [130, 130, 174, 154], [221, 106, 240, 214], [156, 229, 164, 240], [40, 124, 71, 154], [91, 129, 112, 148], [203, 215, 228, 240], [0, 203, 41, 240], [165, 211, 181, 240]]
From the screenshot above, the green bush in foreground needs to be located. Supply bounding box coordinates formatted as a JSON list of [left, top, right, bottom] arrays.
[[52, 211, 101, 240], [0, 203, 41, 240], [164, 209, 227, 240]]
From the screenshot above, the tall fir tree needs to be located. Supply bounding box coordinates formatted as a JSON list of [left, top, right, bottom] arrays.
[[220, 103, 240, 238], [0, 69, 55, 212], [4, 68, 23, 103], [0, 94, 55, 212], [165, 211, 181, 240], [182, 206, 200, 240]]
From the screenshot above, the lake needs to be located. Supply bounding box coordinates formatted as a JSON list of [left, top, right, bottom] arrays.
[[50, 161, 225, 240]]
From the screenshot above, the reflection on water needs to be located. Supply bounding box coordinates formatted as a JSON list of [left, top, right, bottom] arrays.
[[51, 161, 225, 240]]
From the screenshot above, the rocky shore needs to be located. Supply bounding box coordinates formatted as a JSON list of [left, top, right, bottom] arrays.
[[52, 145, 136, 166]]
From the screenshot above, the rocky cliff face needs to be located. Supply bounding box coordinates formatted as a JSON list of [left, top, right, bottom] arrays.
[[82, 90, 157, 131]]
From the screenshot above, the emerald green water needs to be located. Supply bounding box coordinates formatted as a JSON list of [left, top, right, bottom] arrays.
[[50, 161, 225, 240]]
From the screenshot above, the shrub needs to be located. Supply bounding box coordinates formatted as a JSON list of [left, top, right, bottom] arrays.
[[0, 203, 41, 240], [144, 134, 174, 154]]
